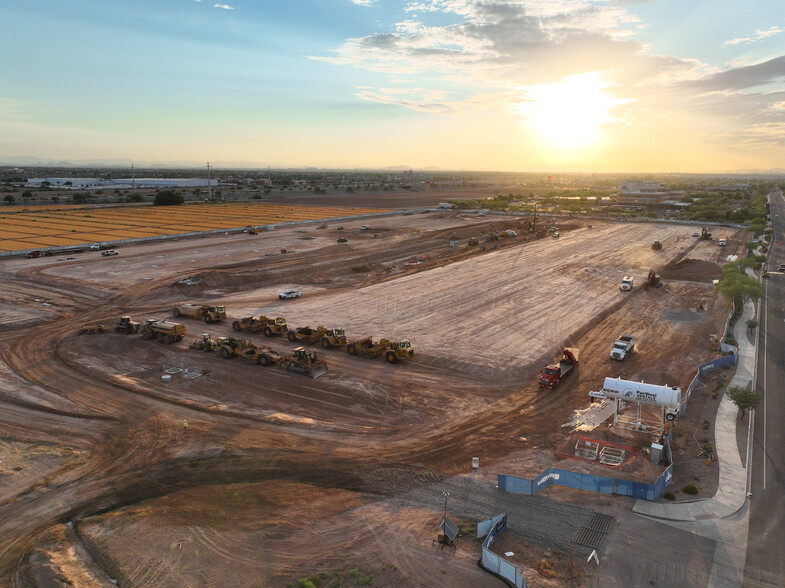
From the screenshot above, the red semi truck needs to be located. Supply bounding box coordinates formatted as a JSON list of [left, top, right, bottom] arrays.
[[538, 348, 579, 388]]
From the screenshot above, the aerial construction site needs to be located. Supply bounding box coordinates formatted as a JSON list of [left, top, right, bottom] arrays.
[[0, 198, 739, 587]]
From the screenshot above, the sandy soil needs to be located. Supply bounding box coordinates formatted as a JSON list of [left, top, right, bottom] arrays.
[[0, 203, 741, 587]]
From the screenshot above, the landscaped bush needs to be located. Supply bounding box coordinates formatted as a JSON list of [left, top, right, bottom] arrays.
[[682, 484, 699, 495], [663, 491, 675, 500]]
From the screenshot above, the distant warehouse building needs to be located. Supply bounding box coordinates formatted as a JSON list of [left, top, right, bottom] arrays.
[[613, 180, 686, 208]]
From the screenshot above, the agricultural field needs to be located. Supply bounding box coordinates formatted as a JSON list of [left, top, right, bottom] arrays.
[[0, 202, 388, 252], [0, 206, 742, 586]]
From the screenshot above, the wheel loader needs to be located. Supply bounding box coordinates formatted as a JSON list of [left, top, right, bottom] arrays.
[[173, 304, 227, 323], [244, 226, 259, 235], [114, 315, 140, 335], [232, 316, 266, 334], [140, 319, 186, 344], [346, 337, 414, 363], [262, 316, 288, 337], [287, 325, 327, 344], [188, 333, 228, 352], [320, 327, 347, 349]]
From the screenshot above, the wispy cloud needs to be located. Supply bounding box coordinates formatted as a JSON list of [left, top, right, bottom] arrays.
[[724, 26, 784, 46], [313, 0, 785, 151], [351, 0, 377, 5], [214, 3, 235, 9]]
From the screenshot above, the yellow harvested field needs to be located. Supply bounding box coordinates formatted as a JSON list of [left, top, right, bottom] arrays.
[[0, 202, 387, 252]]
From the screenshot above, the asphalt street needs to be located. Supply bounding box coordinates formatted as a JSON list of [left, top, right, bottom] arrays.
[[744, 189, 785, 587]]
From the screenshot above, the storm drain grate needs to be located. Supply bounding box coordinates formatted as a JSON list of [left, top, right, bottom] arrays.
[[573, 513, 614, 550], [587, 513, 614, 533], [573, 527, 606, 550]]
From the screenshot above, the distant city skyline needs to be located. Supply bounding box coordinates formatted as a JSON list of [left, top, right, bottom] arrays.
[[2, 1, 784, 173]]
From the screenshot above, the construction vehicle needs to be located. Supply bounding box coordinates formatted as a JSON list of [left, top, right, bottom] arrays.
[[140, 319, 187, 344], [243, 226, 259, 235], [538, 348, 579, 388], [467, 237, 479, 246], [346, 337, 414, 363], [232, 316, 266, 334], [610, 335, 636, 360], [316, 223, 327, 229], [255, 345, 328, 378], [287, 325, 327, 344], [700, 227, 712, 240], [652, 241, 662, 250], [620, 275, 634, 291], [645, 269, 662, 288], [188, 333, 227, 352], [173, 304, 227, 323], [263, 316, 288, 337], [217, 337, 265, 361], [114, 316, 140, 335], [78, 324, 107, 335], [320, 327, 347, 349]]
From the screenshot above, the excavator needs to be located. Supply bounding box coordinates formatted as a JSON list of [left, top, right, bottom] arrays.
[[645, 269, 662, 288], [699, 227, 712, 241]]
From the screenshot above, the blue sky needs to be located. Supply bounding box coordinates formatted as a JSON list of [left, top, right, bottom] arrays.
[[2, 0, 784, 172]]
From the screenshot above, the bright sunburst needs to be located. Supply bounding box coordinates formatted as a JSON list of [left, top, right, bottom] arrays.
[[515, 72, 627, 151]]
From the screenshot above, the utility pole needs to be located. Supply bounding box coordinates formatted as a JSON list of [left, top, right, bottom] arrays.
[[442, 491, 449, 519], [206, 162, 212, 200], [131, 163, 135, 191]]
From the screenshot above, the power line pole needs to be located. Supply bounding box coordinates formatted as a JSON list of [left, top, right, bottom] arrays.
[[206, 162, 212, 199]]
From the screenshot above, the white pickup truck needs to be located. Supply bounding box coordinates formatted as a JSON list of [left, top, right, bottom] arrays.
[[610, 334, 636, 360]]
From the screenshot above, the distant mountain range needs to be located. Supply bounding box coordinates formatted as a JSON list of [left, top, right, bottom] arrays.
[[0, 156, 444, 172], [0, 156, 783, 175]]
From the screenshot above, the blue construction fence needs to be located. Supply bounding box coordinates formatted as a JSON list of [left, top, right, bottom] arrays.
[[477, 514, 529, 588], [498, 463, 673, 502]]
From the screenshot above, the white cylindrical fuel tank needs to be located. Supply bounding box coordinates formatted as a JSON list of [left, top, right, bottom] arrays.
[[602, 377, 681, 408]]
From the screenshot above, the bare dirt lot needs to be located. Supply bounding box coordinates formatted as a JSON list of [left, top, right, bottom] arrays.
[[0, 204, 741, 587]]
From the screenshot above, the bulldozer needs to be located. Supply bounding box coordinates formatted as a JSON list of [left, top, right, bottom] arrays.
[[262, 316, 288, 337], [346, 337, 414, 363], [645, 269, 662, 288], [140, 319, 187, 344], [189, 333, 228, 352], [232, 316, 266, 334], [287, 325, 327, 344], [114, 315, 140, 335], [78, 323, 107, 335], [173, 304, 227, 323], [284, 347, 328, 378], [651, 241, 662, 250], [320, 327, 347, 349]]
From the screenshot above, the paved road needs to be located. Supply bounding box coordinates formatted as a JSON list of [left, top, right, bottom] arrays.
[[745, 189, 785, 587]]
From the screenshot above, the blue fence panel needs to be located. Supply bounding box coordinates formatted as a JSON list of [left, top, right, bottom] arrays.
[[532, 470, 555, 493], [613, 478, 634, 497], [499, 559, 518, 584], [498, 474, 532, 495], [699, 354, 738, 375]]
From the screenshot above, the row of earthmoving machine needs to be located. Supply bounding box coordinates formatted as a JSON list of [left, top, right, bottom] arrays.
[[231, 315, 414, 363], [189, 334, 328, 378]]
